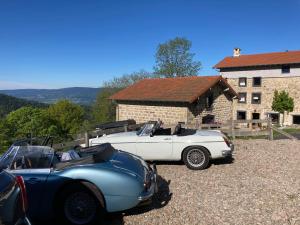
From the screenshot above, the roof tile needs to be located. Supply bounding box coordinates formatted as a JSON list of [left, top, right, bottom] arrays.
[[110, 76, 236, 103], [214, 50, 300, 69]]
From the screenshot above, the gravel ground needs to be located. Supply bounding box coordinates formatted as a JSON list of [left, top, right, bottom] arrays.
[[104, 139, 300, 225]]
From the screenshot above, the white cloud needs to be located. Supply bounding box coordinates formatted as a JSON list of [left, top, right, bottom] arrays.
[[0, 81, 50, 90]]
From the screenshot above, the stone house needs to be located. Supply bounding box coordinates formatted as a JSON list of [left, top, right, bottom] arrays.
[[214, 48, 300, 125], [109, 76, 237, 125]]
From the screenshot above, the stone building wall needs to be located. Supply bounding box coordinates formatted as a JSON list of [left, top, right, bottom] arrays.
[[117, 102, 188, 125], [224, 75, 300, 125], [116, 85, 234, 125], [187, 85, 233, 124]]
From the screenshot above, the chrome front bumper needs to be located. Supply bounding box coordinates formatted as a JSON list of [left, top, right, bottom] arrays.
[[137, 164, 158, 201]]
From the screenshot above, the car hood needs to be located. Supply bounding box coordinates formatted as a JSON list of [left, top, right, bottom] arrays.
[[111, 151, 147, 180]]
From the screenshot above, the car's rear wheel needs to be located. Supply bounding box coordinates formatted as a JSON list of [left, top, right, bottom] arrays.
[[58, 183, 103, 225], [183, 146, 210, 170]]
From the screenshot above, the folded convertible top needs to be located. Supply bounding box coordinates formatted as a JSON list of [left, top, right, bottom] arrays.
[[55, 143, 116, 170]]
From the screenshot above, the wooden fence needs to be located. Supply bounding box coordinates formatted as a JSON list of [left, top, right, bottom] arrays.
[[185, 119, 273, 140], [53, 119, 297, 150]]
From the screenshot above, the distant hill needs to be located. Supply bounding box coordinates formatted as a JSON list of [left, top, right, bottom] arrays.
[[0, 87, 102, 105], [0, 94, 47, 117]]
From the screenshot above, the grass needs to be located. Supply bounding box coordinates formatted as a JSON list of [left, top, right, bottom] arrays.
[[282, 127, 300, 133], [273, 127, 300, 138], [229, 127, 300, 140], [234, 135, 268, 140]]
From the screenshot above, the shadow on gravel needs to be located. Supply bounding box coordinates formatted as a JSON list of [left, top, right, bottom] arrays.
[[152, 157, 235, 168], [152, 160, 184, 166], [210, 156, 235, 166], [100, 174, 172, 225], [124, 175, 172, 214]]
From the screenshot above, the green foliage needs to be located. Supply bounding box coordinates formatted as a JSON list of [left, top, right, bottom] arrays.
[[154, 37, 201, 77], [0, 100, 85, 151], [0, 88, 101, 105], [0, 93, 46, 117], [48, 100, 84, 137], [272, 90, 294, 114], [103, 70, 154, 89], [94, 70, 155, 125], [6, 107, 54, 139], [92, 88, 118, 124], [0, 119, 11, 153]]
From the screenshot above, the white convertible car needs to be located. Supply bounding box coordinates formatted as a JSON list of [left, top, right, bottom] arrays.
[[89, 121, 234, 170]]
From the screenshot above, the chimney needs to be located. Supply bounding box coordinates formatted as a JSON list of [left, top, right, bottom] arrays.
[[233, 48, 241, 57]]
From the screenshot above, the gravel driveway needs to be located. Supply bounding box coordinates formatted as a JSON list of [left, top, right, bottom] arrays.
[[103, 139, 300, 225]]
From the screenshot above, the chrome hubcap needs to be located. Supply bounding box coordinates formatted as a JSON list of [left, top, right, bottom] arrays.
[[64, 192, 96, 225], [187, 149, 205, 167]]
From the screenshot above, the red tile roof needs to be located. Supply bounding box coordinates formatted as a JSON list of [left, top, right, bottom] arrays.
[[110, 76, 237, 103], [214, 50, 300, 69]]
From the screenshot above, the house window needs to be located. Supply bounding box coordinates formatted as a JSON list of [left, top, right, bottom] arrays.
[[237, 111, 246, 120], [238, 92, 247, 103], [269, 113, 279, 124], [239, 77, 247, 87], [253, 77, 261, 87], [282, 65, 290, 74], [293, 115, 300, 124], [206, 93, 214, 108], [252, 93, 261, 104], [202, 114, 215, 124]]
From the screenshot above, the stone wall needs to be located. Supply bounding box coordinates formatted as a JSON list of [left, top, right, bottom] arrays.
[[116, 84, 234, 125], [187, 85, 233, 124], [117, 102, 188, 124], [225, 76, 300, 125]]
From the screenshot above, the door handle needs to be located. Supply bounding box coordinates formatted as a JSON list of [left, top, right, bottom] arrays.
[[163, 138, 171, 140], [28, 178, 41, 184]]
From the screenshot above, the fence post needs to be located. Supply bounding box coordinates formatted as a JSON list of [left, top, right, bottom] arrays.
[[85, 131, 89, 148], [267, 118, 273, 141], [231, 119, 235, 140]]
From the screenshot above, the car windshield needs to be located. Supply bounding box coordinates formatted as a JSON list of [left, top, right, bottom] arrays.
[[136, 123, 156, 136], [0, 146, 55, 170]]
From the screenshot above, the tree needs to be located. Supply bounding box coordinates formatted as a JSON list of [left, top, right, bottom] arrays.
[[103, 70, 153, 89], [48, 100, 84, 138], [0, 119, 11, 153], [6, 106, 53, 139], [93, 70, 154, 124], [0, 93, 46, 117], [154, 37, 201, 77], [92, 88, 117, 124], [272, 90, 294, 124]]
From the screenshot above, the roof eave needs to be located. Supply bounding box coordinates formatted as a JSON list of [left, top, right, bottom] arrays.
[[112, 98, 190, 103]]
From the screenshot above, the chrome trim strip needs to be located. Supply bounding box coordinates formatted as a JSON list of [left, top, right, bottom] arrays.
[[106, 141, 225, 144]]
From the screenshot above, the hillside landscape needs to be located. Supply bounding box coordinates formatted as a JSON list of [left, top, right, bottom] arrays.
[[0, 93, 47, 117], [0, 87, 101, 105]]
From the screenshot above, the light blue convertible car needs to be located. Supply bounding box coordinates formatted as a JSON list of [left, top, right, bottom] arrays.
[[0, 142, 157, 225]]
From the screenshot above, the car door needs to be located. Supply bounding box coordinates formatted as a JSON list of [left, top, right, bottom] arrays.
[[135, 134, 173, 160], [9, 168, 50, 217], [5, 146, 52, 218]]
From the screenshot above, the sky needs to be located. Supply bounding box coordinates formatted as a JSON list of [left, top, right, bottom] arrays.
[[0, 0, 300, 89]]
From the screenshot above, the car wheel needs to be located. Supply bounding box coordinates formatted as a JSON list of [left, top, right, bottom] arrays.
[[58, 183, 103, 225], [183, 146, 210, 170]]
